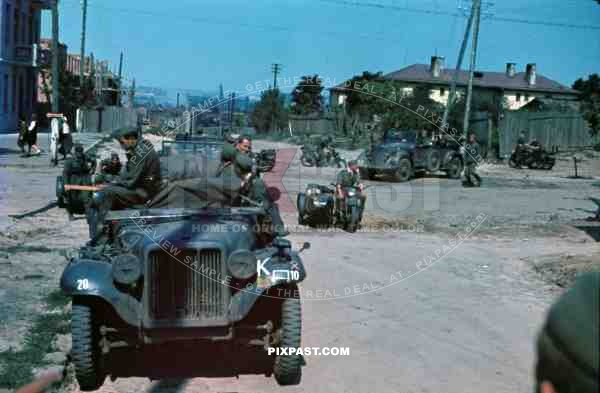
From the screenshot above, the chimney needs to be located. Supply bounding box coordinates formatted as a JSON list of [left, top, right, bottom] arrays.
[[430, 56, 444, 78], [525, 63, 536, 86], [506, 62, 516, 78]]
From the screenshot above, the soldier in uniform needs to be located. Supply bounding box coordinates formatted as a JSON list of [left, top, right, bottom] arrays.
[[86, 127, 161, 245], [100, 153, 122, 177], [463, 133, 482, 187], [534, 272, 599, 393], [335, 160, 366, 222], [62, 144, 96, 220], [218, 146, 288, 237]]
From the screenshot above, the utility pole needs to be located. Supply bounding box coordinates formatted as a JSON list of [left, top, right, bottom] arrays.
[[230, 92, 236, 124], [270, 63, 282, 132], [79, 0, 87, 88], [463, 0, 482, 137], [117, 52, 123, 106], [50, 0, 61, 164], [271, 63, 282, 89], [51, 0, 60, 114], [441, 1, 476, 130]]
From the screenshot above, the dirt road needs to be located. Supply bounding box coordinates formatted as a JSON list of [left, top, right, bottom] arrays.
[[1, 134, 599, 393]]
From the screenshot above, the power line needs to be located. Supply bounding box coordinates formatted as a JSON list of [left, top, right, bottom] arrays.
[[318, 0, 600, 30]]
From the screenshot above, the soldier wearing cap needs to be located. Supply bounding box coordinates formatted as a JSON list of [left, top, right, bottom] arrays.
[[534, 272, 599, 393], [218, 146, 287, 238], [335, 160, 366, 222], [86, 127, 161, 245]]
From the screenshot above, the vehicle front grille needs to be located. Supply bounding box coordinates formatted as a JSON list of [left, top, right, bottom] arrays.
[[148, 248, 228, 321]]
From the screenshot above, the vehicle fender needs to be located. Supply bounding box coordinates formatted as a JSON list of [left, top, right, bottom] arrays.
[[60, 258, 140, 326], [228, 253, 306, 322]]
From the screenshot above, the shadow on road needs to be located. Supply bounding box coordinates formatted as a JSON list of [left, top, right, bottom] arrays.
[[0, 147, 23, 156], [148, 378, 189, 393]]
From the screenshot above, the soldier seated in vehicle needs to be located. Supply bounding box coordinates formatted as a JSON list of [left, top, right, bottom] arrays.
[[86, 127, 161, 246], [219, 145, 288, 239], [335, 160, 366, 221]]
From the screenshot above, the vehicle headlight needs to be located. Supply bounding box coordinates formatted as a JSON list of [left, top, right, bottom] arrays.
[[306, 187, 321, 196], [112, 253, 142, 285], [347, 191, 356, 197], [227, 250, 256, 280]]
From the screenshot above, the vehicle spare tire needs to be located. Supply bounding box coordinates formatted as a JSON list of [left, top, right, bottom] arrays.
[[393, 158, 412, 182], [427, 150, 441, 172]]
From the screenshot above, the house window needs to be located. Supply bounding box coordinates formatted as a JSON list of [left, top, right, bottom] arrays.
[[14, 7, 19, 46], [12, 73, 17, 113], [4, 4, 11, 47], [19, 75, 25, 117], [2, 74, 7, 113], [516, 93, 521, 102], [440, 87, 446, 96]]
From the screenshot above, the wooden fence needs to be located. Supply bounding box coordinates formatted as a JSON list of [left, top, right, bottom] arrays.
[[77, 106, 138, 133], [498, 111, 591, 157]]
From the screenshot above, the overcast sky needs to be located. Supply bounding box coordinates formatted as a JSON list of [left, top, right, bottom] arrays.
[[43, 0, 600, 96]]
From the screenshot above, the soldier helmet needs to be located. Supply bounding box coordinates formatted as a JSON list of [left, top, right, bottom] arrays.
[[535, 272, 599, 393], [112, 127, 139, 140], [110, 152, 120, 160], [74, 144, 84, 153]]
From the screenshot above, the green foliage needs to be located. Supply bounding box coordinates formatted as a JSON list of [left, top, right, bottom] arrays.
[[573, 74, 600, 136], [291, 75, 324, 115], [380, 85, 444, 131], [250, 88, 289, 133], [0, 292, 70, 389]]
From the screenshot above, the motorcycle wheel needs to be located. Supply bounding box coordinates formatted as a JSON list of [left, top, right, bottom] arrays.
[[446, 157, 463, 179], [297, 193, 306, 225], [346, 204, 360, 233], [300, 154, 315, 167], [508, 156, 519, 169]]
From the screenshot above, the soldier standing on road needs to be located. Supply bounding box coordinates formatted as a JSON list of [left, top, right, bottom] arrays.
[[86, 127, 162, 245], [335, 160, 366, 222], [463, 133, 482, 187], [26, 114, 41, 156], [17, 114, 27, 154]]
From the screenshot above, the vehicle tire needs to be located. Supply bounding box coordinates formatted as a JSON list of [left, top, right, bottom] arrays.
[[393, 158, 411, 182], [273, 295, 302, 386], [346, 204, 360, 233], [300, 154, 314, 167], [528, 161, 539, 169], [297, 193, 306, 225], [56, 176, 66, 208], [427, 151, 441, 172], [446, 156, 463, 179], [508, 155, 519, 168], [71, 301, 106, 391]]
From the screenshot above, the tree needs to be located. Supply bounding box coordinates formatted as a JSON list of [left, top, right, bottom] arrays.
[[573, 74, 600, 136], [380, 85, 444, 132], [250, 88, 288, 133], [291, 74, 324, 115]]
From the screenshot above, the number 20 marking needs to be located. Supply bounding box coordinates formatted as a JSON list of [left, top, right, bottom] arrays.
[[77, 279, 89, 290]]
